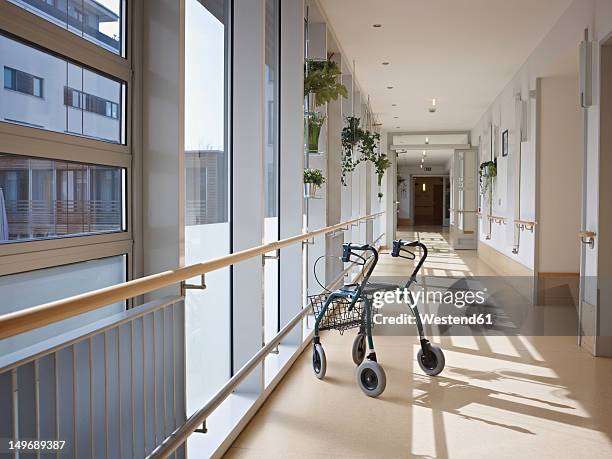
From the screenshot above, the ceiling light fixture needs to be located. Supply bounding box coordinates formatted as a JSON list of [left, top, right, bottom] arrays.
[[392, 104, 397, 107], [382, 62, 390, 66], [425, 137, 429, 144], [421, 158, 425, 163], [387, 86, 394, 89], [429, 98, 437, 113], [373, 23, 382, 28], [393, 116, 399, 119], [422, 150, 427, 157]]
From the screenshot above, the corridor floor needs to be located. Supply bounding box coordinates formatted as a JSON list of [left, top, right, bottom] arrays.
[[224, 227, 612, 458]]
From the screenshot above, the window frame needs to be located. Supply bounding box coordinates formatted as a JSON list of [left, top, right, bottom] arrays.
[[0, 0, 134, 280]]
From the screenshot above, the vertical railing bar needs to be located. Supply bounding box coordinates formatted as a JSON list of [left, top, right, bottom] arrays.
[[12, 368, 18, 459], [162, 308, 167, 437], [34, 359, 40, 459], [54, 354, 60, 459], [72, 346, 77, 459], [171, 303, 176, 431], [103, 331, 109, 459], [116, 325, 122, 459], [152, 311, 158, 446], [130, 320, 136, 459], [142, 316, 147, 456], [88, 339, 94, 459]]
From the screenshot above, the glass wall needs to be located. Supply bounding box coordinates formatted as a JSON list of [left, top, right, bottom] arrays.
[[264, 0, 280, 344], [8, 0, 125, 56], [184, 0, 231, 413], [0, 33, 126, 143], [0, 255, 126, 356], [0, 154, 125, 243]]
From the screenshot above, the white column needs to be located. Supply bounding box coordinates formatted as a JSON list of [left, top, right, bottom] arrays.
[[232, 0, 265, 393], [279, 0, 304, 346], [142, 0, 184, 300]]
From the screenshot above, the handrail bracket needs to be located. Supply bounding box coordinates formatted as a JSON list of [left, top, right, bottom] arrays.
[[181, 274, 207, 296]]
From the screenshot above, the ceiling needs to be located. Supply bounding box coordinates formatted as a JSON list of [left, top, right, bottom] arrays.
[[318, 0, 573, 132], [397, 149, 454, 167]]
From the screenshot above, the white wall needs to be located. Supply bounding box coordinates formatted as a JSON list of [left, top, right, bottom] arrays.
[[470, 0, 597, 271]]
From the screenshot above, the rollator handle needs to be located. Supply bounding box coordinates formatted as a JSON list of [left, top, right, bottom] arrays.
[[392, 239, 428, 279], [341, 242, 376, 263]]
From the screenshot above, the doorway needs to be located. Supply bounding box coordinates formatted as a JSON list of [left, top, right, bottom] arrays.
[[413, 177, 444, 226]]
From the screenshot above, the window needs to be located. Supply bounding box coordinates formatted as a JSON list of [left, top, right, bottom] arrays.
[[8, 0, 125, 56], [184, 0, 231, 413], [0, 33, 126, 143], [264, 0, 280, 344], [0, 154, 126, 243], [64, 86, 119, 119], [3, 66, 44, 98]]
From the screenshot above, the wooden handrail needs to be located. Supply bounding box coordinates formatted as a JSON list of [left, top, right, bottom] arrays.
[[515, 219, 537, 226], [0, 212, 384, 340], [579, 230, 596, 238]]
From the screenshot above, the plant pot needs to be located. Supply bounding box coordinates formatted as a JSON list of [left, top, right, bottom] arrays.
[[304, 183, 319, 198], [307, 118, 323, 153]]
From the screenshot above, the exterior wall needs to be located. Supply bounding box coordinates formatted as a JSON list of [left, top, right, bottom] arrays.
[[0, 35, 121, 142]]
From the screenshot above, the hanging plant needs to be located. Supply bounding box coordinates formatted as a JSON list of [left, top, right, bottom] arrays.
[[479, 159, 497, 206], [378, 191, 384, 202], [305, 112, 326, 153], [372, 153, 392, 187], [340, 116, 364, 185], [304, 54, 348, 107], [358, 129, 380, 160]]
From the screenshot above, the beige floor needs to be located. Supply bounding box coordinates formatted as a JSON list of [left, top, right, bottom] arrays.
[[225, 227, 612, 458]]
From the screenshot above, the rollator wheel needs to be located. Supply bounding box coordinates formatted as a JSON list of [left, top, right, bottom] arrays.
[[352, 333, 367, 365], [356, 360, 386, 397], [312, 344, 327, 379], [417, 344, 445, 376]]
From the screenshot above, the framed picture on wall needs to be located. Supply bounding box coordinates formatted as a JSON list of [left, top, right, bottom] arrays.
[[502, 129, 509, 157]]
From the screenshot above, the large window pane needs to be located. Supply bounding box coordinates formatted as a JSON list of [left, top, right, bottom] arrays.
[[0, 33, 126, 143], [264, 0, 279, 344], [0, 154, 125, 243], [0, 255, 127, 356], [184, 0, 230, 416], [8, 0, 125, 56]]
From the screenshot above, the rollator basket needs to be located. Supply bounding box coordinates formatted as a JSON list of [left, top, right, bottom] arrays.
[[308, 293, 365, 333]]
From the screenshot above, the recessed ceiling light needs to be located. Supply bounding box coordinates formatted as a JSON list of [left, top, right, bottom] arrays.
[[387, 86, 394, 90], [425, 137, 430, 144], [396, 126, 401, 129], [392, 104, 397, 107], [382, 62, 390, 66], [429, 98, 437, 113], [393, 116, 399, 119], [373, 23, 382, 28]]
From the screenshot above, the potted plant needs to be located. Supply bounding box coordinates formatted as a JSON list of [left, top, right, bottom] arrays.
[[304, 168, 326, 198], [372, 153, 392, 186], [341, 116, 363, 185], [304, 55, 348, 107], [305, 112, 326, 153], [479, 159, 497, 206]]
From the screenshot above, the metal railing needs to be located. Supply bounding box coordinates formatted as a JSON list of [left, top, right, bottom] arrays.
[[0, 210, 384, 457], [0, 211, 384, 339]]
